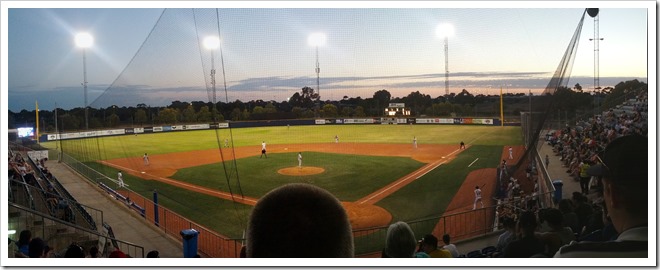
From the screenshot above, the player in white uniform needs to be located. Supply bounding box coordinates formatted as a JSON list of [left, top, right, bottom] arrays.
[[143, 153, 149, 165], [117, 171, 124, 188], [508, 146, 513, 160], [260, 141, 267, 158], [335, 135, 339, 143], [413, 136, 417, 148], [473, 185, 484, 210], [298, 152, 303, 168]]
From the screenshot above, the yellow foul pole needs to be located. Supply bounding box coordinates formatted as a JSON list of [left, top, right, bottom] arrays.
[[500, 86, 504, 126], [35, 101, 39, 141]]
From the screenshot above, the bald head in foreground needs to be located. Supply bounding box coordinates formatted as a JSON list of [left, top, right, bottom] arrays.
[[246, 183, 354, 257]]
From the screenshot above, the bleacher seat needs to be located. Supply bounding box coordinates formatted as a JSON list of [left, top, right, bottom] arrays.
[[466, 249, 483, 258], [481, 246, 497, 257]]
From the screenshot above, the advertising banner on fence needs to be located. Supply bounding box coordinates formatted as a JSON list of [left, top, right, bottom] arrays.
[[124, 128, 135, 134], [344, 118, 374, 124], [153, 127, 163, 132], [471, 118, 494, 125], [211, 123, 229, 129], [315, 119, 326, 125], [185, 124, 210, 130], [416, 118, 454, 124], [134, 127, 145, 134]]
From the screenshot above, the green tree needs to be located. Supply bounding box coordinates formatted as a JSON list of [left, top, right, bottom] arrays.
[[134, 109, 148, 126], [321, 104, 338, 117], [372, 89, 391, 115], [354, 106, 366, 117], [183, 105, 197, 123], [252, 106, 265, 115], [157, 108, 178, 124], [291, 107, 303, 118], [264, 103, 277, 114], [197, 106, 212, 122], [340, 107, 353, 117], [106, 114, 120, 127]]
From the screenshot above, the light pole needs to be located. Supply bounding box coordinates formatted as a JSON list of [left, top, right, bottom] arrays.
[[587, 8, 603, 116], [436, 24, 454, 96], [204, 36, 220, 121], [308, 33, 326, 116], [75, 33, 93, 130]]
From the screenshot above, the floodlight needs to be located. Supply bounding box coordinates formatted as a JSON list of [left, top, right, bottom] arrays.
[[203, 36, 220, 50], [75, 33, 94, 48], [307, 33, 326, 47]]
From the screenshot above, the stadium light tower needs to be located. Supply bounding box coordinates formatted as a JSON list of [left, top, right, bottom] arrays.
[[204, 36, 221, 108], [587, 9, 603, 93], [436, 23, 454, 96], [75, 32, 93, 130], [308, 33, 326, 114]]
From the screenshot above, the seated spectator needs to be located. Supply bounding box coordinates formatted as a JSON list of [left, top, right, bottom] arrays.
[[503, 211, 545, 257], [442, 234, 460, 258], [88, 246, 99, 258], [383, 221, 416, 258], [245, 183, 353, 257], [146, 250, 160, 258], [28, 237, 46, 258], [15, 230, 31, 258], [496, 217, 517, 252], [558, 199, 580, 235], [419, 234, 452, 258], [109, 249, 128, 258], [64, 243, 85, 258], [537, 208, 575, 255], [555, 135, 647, 257]]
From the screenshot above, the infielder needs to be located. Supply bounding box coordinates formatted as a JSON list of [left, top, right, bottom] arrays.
[[460, 141, 465, 150], [413, 136, 417, 148], [143, 153, 149, 165], [224, 139, 229, 148], [335, 135, 339, 143], [508, 146, 513, 160], [117, 171, 124, 188], [298, 152, 303, 168], [260, 141, 267, 158], [473, 185, 484, 210]]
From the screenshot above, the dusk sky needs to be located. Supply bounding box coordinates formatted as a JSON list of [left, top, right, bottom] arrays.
[[3, 1, 652, 111]]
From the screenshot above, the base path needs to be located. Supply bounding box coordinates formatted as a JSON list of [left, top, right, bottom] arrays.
[[103, 143, 466, 230]]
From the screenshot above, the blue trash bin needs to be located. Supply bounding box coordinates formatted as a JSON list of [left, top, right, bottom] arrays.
[[552, 180, 563, 203], [180, 229, 199, 258]]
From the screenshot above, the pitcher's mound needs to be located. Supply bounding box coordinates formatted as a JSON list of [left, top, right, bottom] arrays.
[[278, 166, 325, 176]]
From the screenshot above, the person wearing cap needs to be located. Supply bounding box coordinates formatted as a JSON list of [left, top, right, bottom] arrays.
[[554, 134, 647, 258], [419, 234, 452, 258]]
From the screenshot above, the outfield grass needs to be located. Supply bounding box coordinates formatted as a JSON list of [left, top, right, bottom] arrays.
[[43, 125, 522, 160], [172, 152, 425, 201]]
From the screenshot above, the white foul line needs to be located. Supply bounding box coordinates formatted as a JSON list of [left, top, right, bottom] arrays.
[[468, 158, 479, 167]]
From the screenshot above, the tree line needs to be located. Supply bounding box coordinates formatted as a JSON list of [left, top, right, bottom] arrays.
[[8, 79, 647, 133]]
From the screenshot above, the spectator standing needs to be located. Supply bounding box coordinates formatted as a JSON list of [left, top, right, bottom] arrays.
[[28, 237, 46, 258], [579, 161, 591, 194], [555, 135, 647, 257]]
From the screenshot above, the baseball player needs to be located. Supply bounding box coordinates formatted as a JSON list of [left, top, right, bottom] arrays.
[[460, 141, 465, 150], [473, 185, 484, 210], [508, 146, 513, 160], [298, 152, 303, 168], [143, 153, 149, 165], [413, 136, 418, 148], [260, 141, 267, 158], [335, 135, 339, 143], [117, 171, 124, 188], [224, 139, 229, 148]]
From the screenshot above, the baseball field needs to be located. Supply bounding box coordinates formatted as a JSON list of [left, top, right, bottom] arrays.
[[46, 124, 523, 253]]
